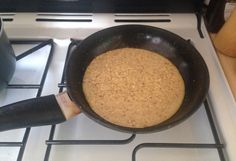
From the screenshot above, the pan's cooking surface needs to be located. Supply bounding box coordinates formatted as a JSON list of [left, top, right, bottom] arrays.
[[82, 47, 185, 128]]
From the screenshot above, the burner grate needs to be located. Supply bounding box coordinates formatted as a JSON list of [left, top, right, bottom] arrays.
[[44, 39, 136, 161], [0, 39, 54, 161], [43, 39, 226, 161], [132, 100, 226, 161]]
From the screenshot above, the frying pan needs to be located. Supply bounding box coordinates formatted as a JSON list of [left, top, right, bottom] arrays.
[[0, 25, 209, 133]]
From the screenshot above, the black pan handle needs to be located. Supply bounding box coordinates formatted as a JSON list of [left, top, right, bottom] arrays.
[[0, 94, 66, 132]]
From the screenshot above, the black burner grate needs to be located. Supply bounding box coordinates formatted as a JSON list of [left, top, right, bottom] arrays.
[[44, 39, 136, 161], [43, 39, 226, 161], [0, 39, 54, 161], [132, 100, 225, 161]]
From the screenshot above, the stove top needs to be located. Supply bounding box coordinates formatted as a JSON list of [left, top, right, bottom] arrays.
[[0, 13, 235, 161]]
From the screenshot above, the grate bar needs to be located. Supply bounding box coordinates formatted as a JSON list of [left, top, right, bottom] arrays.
[[58, 83, 66, 88], [44, 125, 56, 161], [56, 39, 81, 91], [134, 142, 223, 149], [10, 39, 52, 44], [195, 12, 204, 38], [204, 99, 226, 161], [0, 142, 23, 147], [17, 128, 30, 161], [132, 142, 224, 161], [7, 84, 41, 89], [16, 39, 53, 61], [36, 40, 54, 97], [46, 134, 136, 145]]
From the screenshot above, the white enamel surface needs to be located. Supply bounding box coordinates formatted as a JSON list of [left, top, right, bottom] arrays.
[[0, 13, 234, 161]]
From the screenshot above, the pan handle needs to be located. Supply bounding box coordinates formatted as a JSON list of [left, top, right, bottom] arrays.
[[0, 92, 80, 132]]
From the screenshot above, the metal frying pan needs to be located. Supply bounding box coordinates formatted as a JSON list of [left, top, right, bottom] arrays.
[[0, 25, 209, 133]]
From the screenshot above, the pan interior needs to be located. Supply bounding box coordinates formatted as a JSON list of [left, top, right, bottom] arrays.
[[66, 25, 209, 133]]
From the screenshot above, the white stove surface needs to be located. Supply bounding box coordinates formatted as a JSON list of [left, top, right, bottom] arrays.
[[0, 13, 235, 161]]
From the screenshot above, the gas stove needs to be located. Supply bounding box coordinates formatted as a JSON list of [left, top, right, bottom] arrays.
[[0, 12, 235, 161]]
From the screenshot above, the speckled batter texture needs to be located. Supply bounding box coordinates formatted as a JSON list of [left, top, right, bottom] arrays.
[[82, 48, 185, 128]]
